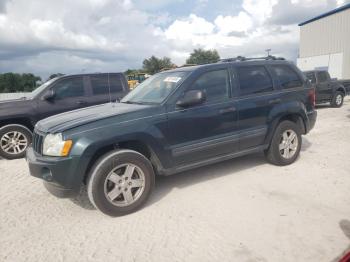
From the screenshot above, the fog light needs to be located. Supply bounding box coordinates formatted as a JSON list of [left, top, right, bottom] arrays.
[[42, 167, 53, 182]]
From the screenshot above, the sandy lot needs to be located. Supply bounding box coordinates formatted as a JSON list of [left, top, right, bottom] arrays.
[[1, 99, 350, 262]]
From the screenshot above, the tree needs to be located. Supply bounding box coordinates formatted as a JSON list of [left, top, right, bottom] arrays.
[[0, 73, 41, 93], [21, 73, 41, 92], [186, 49, 220, 65], [142, 56, 175, 74]]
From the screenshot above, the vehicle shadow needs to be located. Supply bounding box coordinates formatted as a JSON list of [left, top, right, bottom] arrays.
[[332, 220, 350, 262], [71, 153, 267, 211], [316, 104, 331, 110], [301, 137, 312, 152], [147, 153, 266, 207]]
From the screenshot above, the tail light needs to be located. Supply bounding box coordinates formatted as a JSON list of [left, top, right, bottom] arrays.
[[308, 88, 316, 108]]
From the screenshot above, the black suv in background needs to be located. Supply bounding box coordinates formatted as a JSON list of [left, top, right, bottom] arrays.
[[304, 70, 348, 107], [0, 73, 129, 159], [27, 56, 317, 216]]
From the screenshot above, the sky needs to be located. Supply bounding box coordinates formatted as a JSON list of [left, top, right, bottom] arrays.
[[0, 0, 349, 79]]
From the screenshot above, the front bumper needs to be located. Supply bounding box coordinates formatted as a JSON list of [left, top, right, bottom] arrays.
[[306, 110, 317, 133], [26, 146, 81, 198]]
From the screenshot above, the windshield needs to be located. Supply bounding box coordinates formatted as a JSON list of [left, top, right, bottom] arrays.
[[121, 71, 189, 104], [27, 77, 59, 99]]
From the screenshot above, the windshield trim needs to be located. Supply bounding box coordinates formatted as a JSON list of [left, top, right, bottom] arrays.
[[28, 77, 59, 99]]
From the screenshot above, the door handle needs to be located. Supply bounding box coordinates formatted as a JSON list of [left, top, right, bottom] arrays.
[[76, 100, 87, 105], [219, 107, 236, 114], [268, 98, 281, 105]]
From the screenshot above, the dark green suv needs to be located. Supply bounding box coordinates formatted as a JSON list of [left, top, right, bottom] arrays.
[[26, 57, 317, 216]]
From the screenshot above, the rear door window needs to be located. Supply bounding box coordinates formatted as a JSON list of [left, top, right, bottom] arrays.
[[237, 66, 273, 96], [90, 75, 124, 95], [271, 65, 303, 89]]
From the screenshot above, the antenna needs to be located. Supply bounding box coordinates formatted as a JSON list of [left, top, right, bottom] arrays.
[[107, 73, 112, 103]]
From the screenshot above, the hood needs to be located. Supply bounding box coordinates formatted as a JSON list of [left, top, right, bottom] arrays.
[[36, 102, 153, 133], [0, 97, 28, 106]]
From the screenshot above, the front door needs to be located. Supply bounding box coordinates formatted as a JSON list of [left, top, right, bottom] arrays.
[[167, 66, 239, 166], [316, 71, 332, 101], [37, 76, 88, 120]]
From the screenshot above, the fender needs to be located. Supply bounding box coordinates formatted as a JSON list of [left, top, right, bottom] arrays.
[[264, 100, 307, 145], [63, 123, 170, 189], [335, 85, 346, 95]]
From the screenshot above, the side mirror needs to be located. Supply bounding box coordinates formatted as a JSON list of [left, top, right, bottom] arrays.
[[176, 90, 206, 108], [42, 89, 55, 101]]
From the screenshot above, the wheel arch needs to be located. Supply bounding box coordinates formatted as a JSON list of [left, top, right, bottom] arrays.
[[0, 118, 34, 132], [265, 112, 306, 146], [82, 139, 163, 184], [335, 86, 346, 96]]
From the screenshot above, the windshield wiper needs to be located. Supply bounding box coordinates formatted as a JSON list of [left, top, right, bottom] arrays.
[[121, 101, 157, 105]]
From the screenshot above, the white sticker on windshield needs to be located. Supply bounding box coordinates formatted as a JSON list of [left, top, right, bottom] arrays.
[[164, 77, 182, 83]]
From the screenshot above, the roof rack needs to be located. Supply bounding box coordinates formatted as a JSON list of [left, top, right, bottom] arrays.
[[220, 55, 285, 62]]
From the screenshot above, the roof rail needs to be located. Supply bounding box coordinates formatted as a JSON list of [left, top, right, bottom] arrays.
[[220, 55, 285, 62]]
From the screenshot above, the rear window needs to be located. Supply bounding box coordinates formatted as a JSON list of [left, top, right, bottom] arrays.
[[237, 66, 273, 96], [271, 65, 303, 89], [91, 75, 124, 95]]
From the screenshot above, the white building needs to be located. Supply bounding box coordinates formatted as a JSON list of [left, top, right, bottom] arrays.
[[297, 3, 350, 79]]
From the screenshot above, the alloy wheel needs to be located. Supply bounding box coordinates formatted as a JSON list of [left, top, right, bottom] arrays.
[[279, 129, 298, 159], [336, 94, 343, 105], [104, 163, 146, 207], [0, 131, 28, 155]]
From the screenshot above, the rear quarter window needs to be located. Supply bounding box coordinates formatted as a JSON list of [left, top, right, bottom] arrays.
[[237, 66, 273, 96], [271, 65, 303, 89]]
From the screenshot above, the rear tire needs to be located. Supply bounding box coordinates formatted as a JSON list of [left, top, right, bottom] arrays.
[[265, 120, 302, 166], [331, 91, 344, 108], [87, 149, 155, 216], [0, 124, 32, 159]]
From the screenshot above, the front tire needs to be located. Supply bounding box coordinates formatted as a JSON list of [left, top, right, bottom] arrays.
[[0, 124, 32, 159], [87, 149, 155, 216], [265, 120, 302, 166], [331, 91, 344, 108]]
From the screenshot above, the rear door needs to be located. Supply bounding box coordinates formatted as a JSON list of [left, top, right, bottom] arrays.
[[235, 65, 278, 151], [37, 76, 88, 119]]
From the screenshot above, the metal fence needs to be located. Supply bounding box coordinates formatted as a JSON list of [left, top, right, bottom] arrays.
[[0, 93, 29, 100]]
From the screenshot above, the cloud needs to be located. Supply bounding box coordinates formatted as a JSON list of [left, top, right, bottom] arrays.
[[163, 0, 345, 62], [0, 0, 346, 78]]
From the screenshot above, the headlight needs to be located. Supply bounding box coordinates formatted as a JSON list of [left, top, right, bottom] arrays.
[[43, 133, 73, 157]]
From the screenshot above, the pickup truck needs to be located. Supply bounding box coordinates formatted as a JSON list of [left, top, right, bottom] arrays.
[[27, 56, 317, 216], [0, 73, 129, 159], [304, 70, 349, 107]]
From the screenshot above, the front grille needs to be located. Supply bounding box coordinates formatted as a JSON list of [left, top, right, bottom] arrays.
[[32, 131, 44, 154]]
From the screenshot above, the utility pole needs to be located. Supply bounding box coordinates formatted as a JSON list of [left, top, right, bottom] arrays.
[[265, 49, 271, 56]]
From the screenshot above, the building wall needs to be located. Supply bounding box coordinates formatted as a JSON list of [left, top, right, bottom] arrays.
[[299, 8, 350, 79], [297, 53, 343, 79]]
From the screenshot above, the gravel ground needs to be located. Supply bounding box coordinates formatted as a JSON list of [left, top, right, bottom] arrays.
[[1, 98, 350, 262]]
